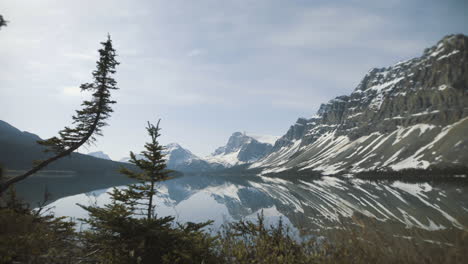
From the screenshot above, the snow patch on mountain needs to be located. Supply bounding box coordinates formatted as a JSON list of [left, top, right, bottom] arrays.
[[120, 143, 217, 172], [249, 34, 468, 176], [253, 117, 468, 175], [205, 149, 243, 167], [205, 132, 275, 168], [88, 151, 112, 160], [249, 134, 280, 145]]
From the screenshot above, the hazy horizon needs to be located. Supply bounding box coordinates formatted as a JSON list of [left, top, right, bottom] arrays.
[[1, 0, 467, 159]]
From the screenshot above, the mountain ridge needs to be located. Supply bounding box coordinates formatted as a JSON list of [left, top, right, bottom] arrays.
[[118, 133, 278, 172], [251, 34, 468, 175], [0, 119, 140, 204], [118, 142, 220, 172], [204, 132, 274, 167], [88, 151, 112, 160]]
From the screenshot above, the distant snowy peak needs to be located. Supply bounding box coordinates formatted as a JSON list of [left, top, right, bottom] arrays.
[[164, 143, 223, 172], [212, 132, 251, 156], [119, 143, 197, 164], [117, 134, 278, 170], [88, 151, 112, 160], [165, 142, 183, 152], [164, 142, 200, 166], [206, 132, 275, 167], [252, 34, 468, 175], [119, 143, 217, 172]]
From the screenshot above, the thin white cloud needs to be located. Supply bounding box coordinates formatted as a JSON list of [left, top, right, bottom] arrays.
[[269, 7, 383, 48], [267, 5, 425, 57], [61, 86, 81, 96], [187, 49, 203, 57], [63, 52, 96, 61]]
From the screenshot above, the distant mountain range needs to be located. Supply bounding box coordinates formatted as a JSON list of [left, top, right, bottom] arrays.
[[251, 34, 468, 175], [119, 143, 219, 173], [117, 133, 278, 172]]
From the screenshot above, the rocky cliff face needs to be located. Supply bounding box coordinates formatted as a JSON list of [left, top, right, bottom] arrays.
[[206, 132, 274, 167], [252, 34, 468, 175]]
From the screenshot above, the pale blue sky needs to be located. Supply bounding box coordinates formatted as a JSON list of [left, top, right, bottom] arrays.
[[1, 0, 467, 159]]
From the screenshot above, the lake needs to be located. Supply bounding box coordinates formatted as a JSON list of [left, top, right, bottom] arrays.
[[42, 173, 468, 234]]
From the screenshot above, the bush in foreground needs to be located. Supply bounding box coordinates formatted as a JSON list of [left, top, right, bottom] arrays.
[[1, 196, 467, 264], [0, 190, 78, 264]]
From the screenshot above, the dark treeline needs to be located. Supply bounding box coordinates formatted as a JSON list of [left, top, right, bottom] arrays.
[[252, 165, 468, 184], [354, 166, 468, 184]]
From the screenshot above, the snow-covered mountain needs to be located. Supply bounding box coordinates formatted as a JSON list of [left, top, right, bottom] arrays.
[[164, 143, 218, 172], [118, 133, 277, 172], [249, 134, 280, 145], [251, 34, 468, 175], [205, 132, 275, 167], [119, 143, 218, 172], [88, 151, 112, 160]]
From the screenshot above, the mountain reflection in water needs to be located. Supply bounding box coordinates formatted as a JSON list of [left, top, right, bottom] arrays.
[[45, 174, 468, 232]]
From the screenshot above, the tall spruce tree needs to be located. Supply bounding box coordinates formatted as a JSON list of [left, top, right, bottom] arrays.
[[0, 35, 119, 193], [119, 119, 172, 220]]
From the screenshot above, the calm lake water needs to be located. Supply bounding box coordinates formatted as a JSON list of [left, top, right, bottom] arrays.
[[45, 174, 468, 233]]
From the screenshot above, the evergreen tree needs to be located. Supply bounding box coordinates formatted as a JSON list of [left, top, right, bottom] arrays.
[[0, 35, 119, 193], [0, 15, 7, 29], [118, 119, 172, 220], [79, 120, 218, 264]]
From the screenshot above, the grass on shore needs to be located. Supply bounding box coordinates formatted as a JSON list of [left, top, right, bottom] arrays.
[[1, 193, 467, 264]]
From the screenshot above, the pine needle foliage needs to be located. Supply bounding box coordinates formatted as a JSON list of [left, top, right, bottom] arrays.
[[38, 34, 119, 152], [0, 15, 7, 29], [0, 189, 79, 264], [119, 120, 172, 220], [0, 35, 119, 193], [78, 121, 218, 264]]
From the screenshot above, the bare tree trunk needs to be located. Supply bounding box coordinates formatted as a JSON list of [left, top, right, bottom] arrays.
[[147, 180, 155, 220]]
